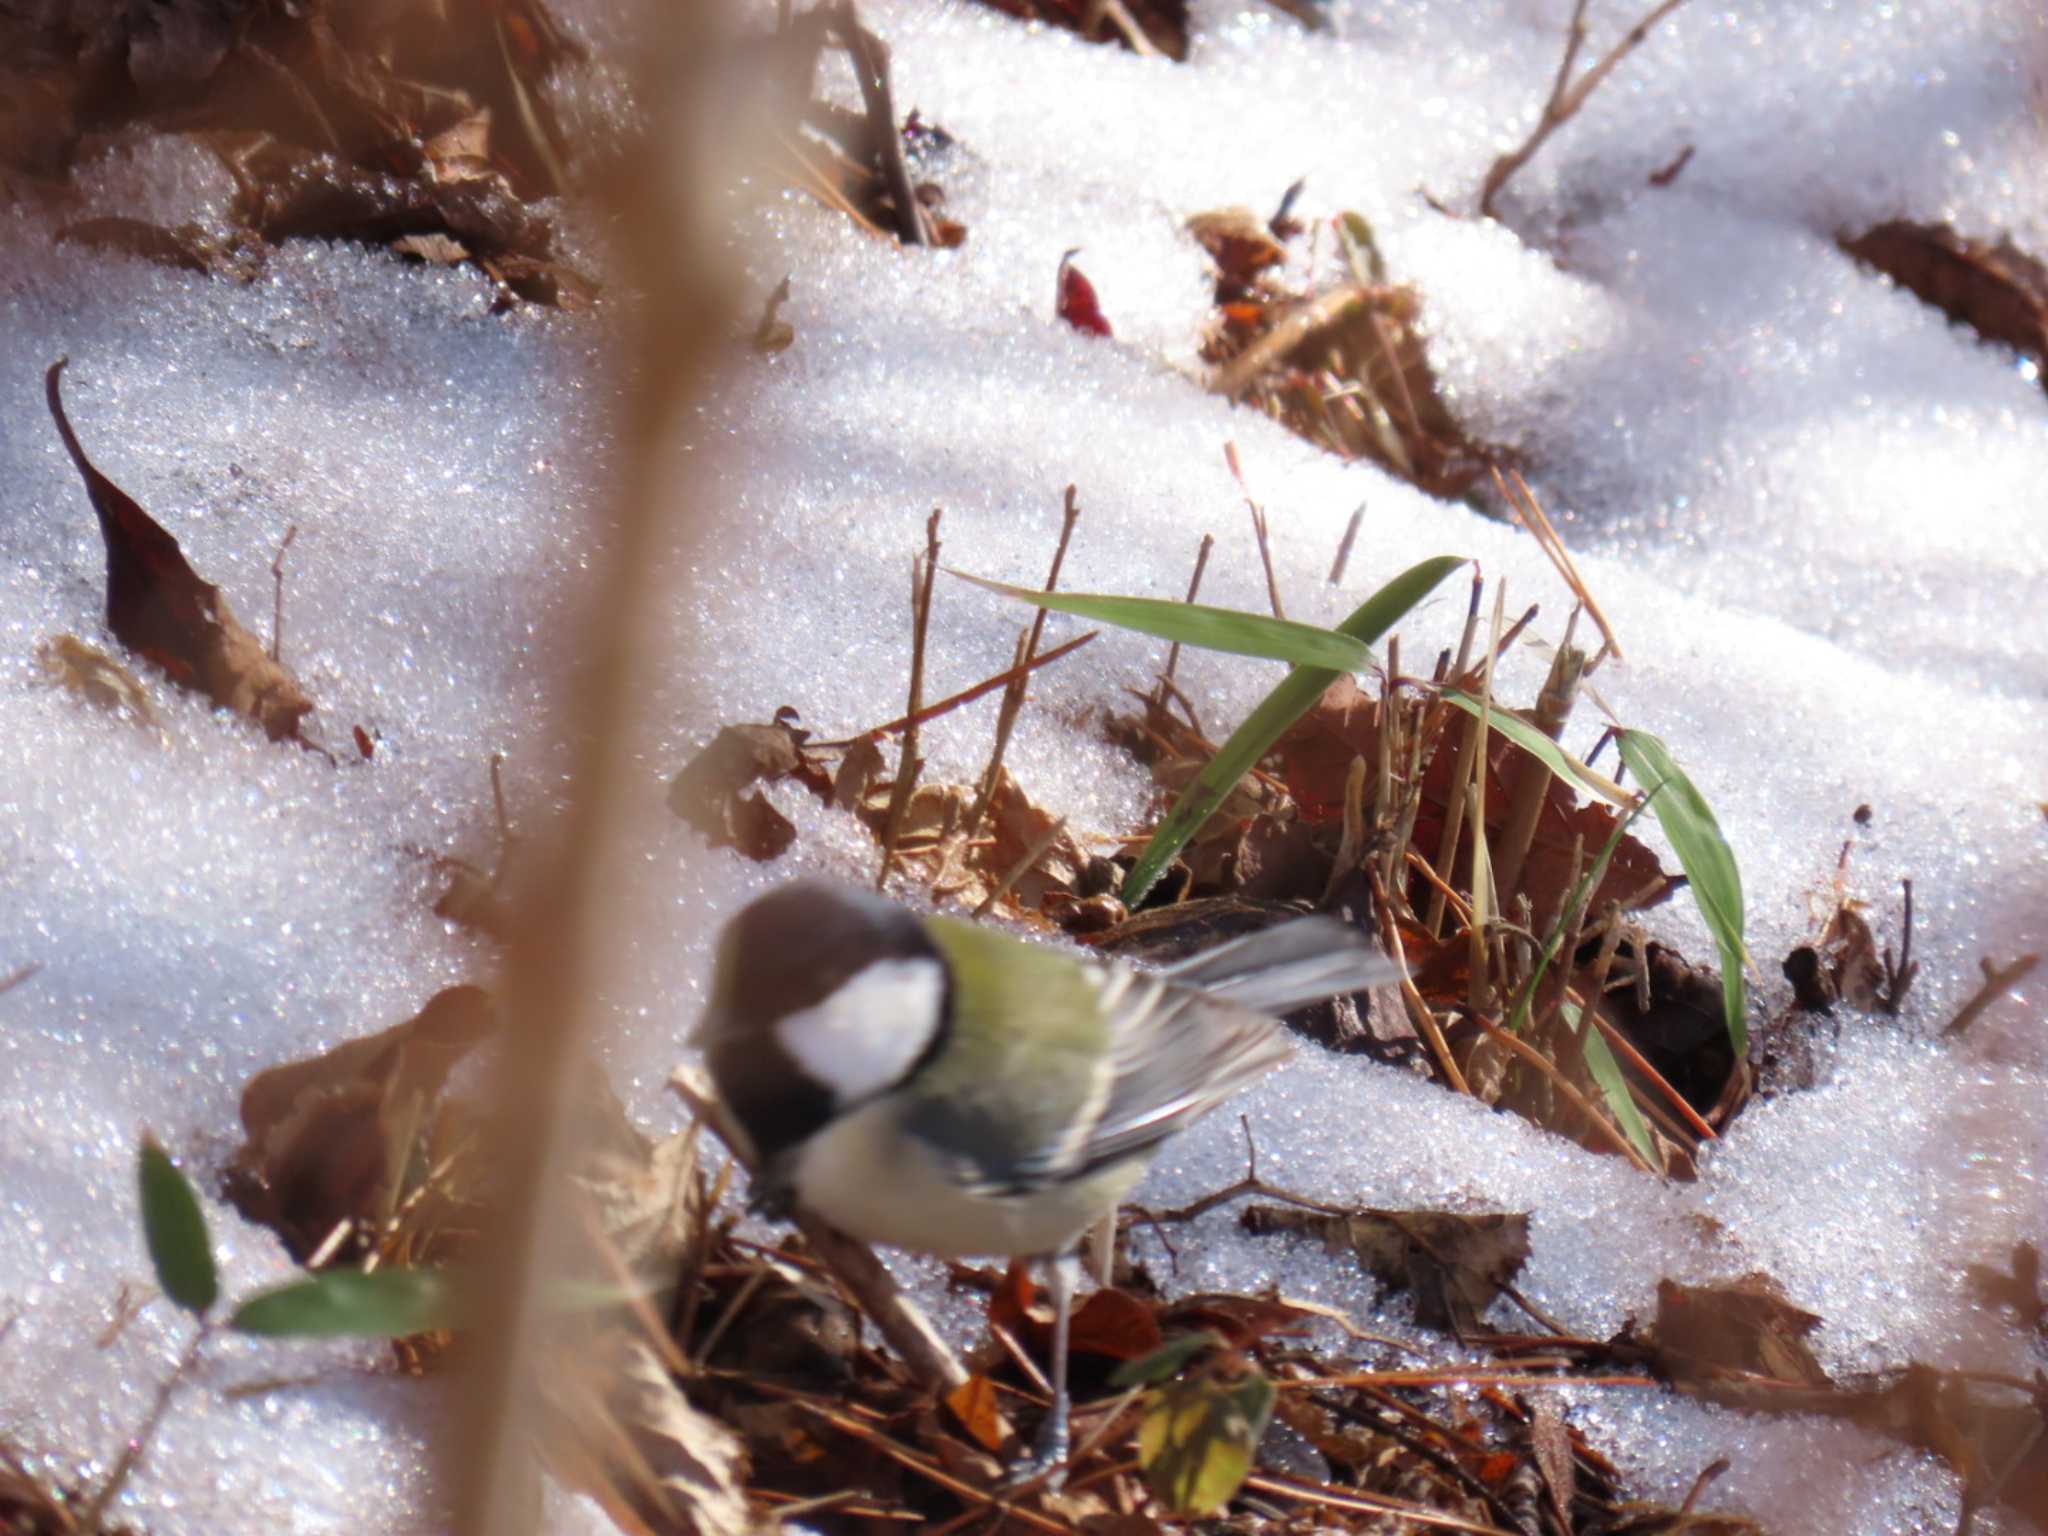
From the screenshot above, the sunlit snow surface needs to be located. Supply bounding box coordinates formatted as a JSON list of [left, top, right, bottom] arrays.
[[3, 1, 2045, 1531]]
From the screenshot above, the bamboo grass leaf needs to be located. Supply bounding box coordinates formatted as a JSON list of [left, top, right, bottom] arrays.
[[138, 1136, 218, 1317], [1615, 729, 1749, 1055], [1439, 689, 1630, 807], [231, 1268, 456, 1338], [1571, 1002, 1658, 1167], [948, 572, 1371, 671], [1118, 556, 1464, 902]]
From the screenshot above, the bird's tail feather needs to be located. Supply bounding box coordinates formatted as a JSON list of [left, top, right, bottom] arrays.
[[1161, 916, 1397, 1015]]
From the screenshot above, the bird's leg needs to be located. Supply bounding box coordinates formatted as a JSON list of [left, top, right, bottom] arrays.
[[1004, 1249, 1080, 1491]]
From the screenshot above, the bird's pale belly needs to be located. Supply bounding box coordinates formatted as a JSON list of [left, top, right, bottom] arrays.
[[789, 1095, 1146, 1258]]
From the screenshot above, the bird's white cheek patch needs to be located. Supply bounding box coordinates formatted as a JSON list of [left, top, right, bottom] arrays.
[[774, 957, 945, 1103]]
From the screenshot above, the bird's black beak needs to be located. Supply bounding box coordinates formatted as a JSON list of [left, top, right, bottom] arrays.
[[747, 1158, 798, 1221]]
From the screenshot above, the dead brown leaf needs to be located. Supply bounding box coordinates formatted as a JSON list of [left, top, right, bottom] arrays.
[[1843, 221, 2048, 388], [1243, 1205, 1531, 1339], [46, 360, 315, 744], [225, 985, 496, 1264], [668, 714, 833, 861], [1646, 1275, 1830, 1389]]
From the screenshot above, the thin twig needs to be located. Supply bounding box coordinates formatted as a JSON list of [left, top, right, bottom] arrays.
[[1328, 501, 1365, 584], [1880, 877, 1919, 1015], [1157, 532, 1215, 702], [83, 1326, 210, 1529], [959, 486, 1081, 846], [1492, 467, 1621, 659], [1225, 441, 1287, 620], [972, 815, 1069, 919], [269, 524, 298, 663], [832, 2, 930, 245], [1465, 1010, 1654, 1173], [1942, 953, 2041, 1039], [878, 511, 942, 888], [1210, 283, 1371, 400], [816, 630, 1097, 747], [1477, 0, 1691, 221]]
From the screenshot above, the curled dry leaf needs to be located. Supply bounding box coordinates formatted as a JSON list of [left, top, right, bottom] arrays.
[[225, 985, 496, 1264], [668, 714, 833, 861], [46, 360, 315, 743], [1644, 1275, 1829, 1390], [1244, 1204, 1531, 1339]]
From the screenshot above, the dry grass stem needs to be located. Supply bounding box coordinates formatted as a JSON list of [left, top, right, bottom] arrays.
[[1157, 531, 1216, 699], [877, 511, 942, 887], [1225, 441, 1288, 620], [1492, 463, 1621, 657], [1328, 501, 1366, 584], [268, 523, 298, 663], [1467, 1011, 1654, 1173], [1477, 0, 1692, 222], [1942, 953, 2042, 1038]]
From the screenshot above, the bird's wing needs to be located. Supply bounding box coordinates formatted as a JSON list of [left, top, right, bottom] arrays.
[[1062, 917, 1395, 1178], [1053, 965, 1293, 1177], [1158, 914, 1398, 1013]]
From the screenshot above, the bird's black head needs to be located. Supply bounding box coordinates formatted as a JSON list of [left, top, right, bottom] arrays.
[[698, 880, 948, 1175]]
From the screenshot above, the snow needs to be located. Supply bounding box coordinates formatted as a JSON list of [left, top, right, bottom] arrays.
[[3, 0, 2045, 1532]]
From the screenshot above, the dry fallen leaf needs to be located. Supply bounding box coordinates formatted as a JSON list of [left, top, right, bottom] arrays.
[[668, 714, 832, 860], [1244, 1204, 1531, 1339], [225, 985, 496, 1263], [46, 360, 315, 744]]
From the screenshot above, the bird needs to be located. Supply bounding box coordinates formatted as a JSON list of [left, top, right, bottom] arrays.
[[694, 878, 1396, 1481]]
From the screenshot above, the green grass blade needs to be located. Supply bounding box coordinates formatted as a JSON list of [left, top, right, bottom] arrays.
[[1439, 690, 1629, 807], [948, 571, 1373, 671], [1615, 729, 1749, 1056], [1121, 556, 1465, 902], [1502, 792, 1648, 1035], [1569, 1001, 1658, 1167], [231, 1269, 457, 1338], [138, 1136, 218, 1317]]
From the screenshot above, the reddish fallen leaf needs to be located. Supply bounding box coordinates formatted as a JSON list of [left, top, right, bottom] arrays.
[[1057, 249, 1113, 337], [1069, 1286, 1166, 1362], [45, 359, 315, 742], [353, 724, 375, 760]]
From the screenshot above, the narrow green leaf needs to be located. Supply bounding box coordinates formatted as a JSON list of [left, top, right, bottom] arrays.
[[1122, 555, 1466, 903], [949, 571, 1371, 671], [1438, 690, 1630, 807], [138, 1136, 217, 1317], [1570, 1002, 1658, 1167], [231, 1268, 457, 1338], [1614, 730, 1749, 1056], [1109, 1330, 1222, 1388], [1138, 1368, 1276, 1516]]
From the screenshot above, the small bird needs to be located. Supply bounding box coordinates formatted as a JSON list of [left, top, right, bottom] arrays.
[[696, 879, 1395, 1480]]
